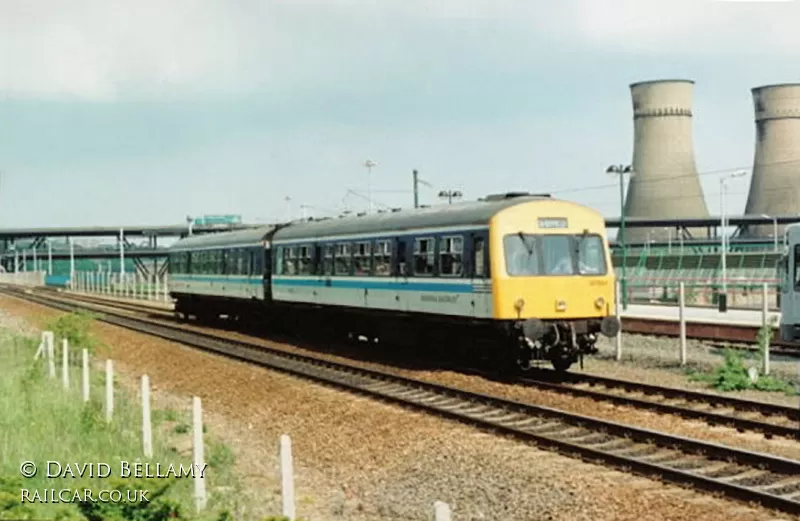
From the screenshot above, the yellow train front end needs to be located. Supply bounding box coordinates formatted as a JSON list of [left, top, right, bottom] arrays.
[[489, 200, 620, 371]]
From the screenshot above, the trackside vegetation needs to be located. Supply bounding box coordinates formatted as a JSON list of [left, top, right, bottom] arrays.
[[0, 316, 300, 521], [687, 320, 797, 395]]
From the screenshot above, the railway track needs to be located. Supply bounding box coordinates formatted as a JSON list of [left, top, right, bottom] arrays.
[[520, 372, 799, 439], [3, 286, 800, 515], [622, 316, 800, 357], [14, 286, 800, 440]]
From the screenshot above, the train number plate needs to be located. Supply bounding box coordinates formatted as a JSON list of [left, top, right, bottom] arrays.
[[538, 217, 568, 229]]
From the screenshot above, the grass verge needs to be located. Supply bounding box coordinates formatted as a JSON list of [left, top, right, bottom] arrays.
[[0, 321, 281, 521]]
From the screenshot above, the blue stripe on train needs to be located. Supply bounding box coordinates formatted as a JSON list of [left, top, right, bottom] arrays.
[[171, 274, 478, 293], [273, 278, 475, 293]]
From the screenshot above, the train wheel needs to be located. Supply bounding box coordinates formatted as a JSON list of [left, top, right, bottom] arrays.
[[551, 357, 573, 372]]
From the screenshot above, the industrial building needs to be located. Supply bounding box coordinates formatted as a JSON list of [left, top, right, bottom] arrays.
[[623, 79, 710, 243], [743, 83, 800, 238]]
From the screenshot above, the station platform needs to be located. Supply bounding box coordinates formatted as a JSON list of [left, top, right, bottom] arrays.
[[620, 303, 779, 328]]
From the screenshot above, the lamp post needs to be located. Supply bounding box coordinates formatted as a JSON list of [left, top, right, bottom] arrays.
[[761, 214, 778, 252], [438, 190, 462, 205], [606, 164, 634, 310], [363, 160, 377, 214], [720, 171, 747, 311]]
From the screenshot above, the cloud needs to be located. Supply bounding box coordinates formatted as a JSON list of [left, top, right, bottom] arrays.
[[2, 0, 799, 101]]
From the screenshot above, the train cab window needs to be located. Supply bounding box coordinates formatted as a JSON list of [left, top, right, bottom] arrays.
[[335, 243, 352, 275], [373, 240, 391, 276], [414, 238, 435, 276], [353, 242, 372, 275], [323, 244, 335, 275], [439, 236, 463, 277], [298, 246, 312, 275], [576, 235, 607, 275], [473, 237, 485, 278], [541, 236, 574, 275], [504, 234, 541, 276]]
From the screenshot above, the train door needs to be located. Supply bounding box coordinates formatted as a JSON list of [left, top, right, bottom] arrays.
[[779, 226, 800, 341], [394, 237, 409, 312], [470, 232, 489, 318], [262, 244, 272, 302]]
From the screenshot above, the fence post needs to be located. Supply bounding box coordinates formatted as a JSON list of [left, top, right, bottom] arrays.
[[34, 331, 47, 359], [762, 282, 770, 376], [679, 282, 687, 366], [82, 349, 90, 402], [192, 397, 207, 511], [62, 339, 70, 389], [141, 375, 153, 458], [615, 279, 622, 361], [434, 501, 451, 521], [47, 332, 56, 378], [280, 434, 295, 520], [105, 360, 114, 422]]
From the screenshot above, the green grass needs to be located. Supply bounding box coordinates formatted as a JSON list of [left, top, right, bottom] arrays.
[[0, 326, 257, 521], [687, 347, 797, 395]]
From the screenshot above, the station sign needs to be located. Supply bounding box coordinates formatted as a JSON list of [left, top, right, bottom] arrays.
[[193, 215, 242, 226]]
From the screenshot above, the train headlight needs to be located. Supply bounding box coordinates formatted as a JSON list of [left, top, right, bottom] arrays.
[[555, 300, 566, 311], [594, 297, 605, 309]]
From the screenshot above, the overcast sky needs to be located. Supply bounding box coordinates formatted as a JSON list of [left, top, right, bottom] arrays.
[[1, 0, 799, 228]]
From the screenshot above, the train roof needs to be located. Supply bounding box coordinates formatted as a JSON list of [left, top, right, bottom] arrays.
[[169, 225, 277, 252], [273, 193, 559, 241]]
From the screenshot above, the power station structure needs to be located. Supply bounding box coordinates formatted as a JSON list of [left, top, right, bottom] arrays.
[[622, 79, 710, 243], [743, 83, 800, 238]]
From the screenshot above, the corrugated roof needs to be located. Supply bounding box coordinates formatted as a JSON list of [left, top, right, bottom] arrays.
[[273, 195, 552, 241], [169, 225, 278, 251]]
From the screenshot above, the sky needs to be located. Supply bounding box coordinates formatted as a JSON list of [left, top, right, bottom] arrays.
[[1, 0, 800, 232]]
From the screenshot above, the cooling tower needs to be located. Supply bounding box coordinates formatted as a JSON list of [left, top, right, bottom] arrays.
[[743, 84, 800, 237], [623, 79, 709, 243]]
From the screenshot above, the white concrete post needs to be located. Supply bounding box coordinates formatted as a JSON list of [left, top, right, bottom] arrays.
[[163, 273, 169, 302], [105, 360, 114, 422], [679, 282, 687, 366], [434, 501, 452, 521], [280, 434, 295, 520], [47, 332, 56, 378], [141, 375, 153, 458], [615, 279, 622, 361], [149, 274, 154, 301], [34, 331, 47, 359], [62, 339, 69, 389], [155, 274, 160, 302], [762, 282, 770, 376], [69, 238, 75, 288], [82, 349, 90, 402], [192, 397, 207, 511]]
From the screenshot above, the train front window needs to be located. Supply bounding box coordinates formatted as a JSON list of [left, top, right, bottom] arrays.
[[503, 233, 607, 277], [576, 235, 607, 275]]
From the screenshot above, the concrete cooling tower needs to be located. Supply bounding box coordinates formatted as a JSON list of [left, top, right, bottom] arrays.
[[743, 83, 800, 238], [623, 79, 709, 243]]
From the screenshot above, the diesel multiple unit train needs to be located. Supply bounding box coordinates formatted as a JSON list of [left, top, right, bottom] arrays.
[[167, 193, 621, 372]]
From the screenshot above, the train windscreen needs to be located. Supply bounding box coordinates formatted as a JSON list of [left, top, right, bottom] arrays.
[[503, 233, 607, 277]]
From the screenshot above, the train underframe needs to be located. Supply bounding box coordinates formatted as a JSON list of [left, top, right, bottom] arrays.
[[173, 293, 620, 373]]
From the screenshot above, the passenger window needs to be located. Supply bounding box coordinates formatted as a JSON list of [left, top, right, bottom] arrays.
[[324, 244, 335, 275], [298, 245, 312, 275], [275, 247, 284, 275], [353, 242, 372, 275], [439, 236, 463, 277], [283, 247, 297, 275], [414, 238, 435, 276], [373, 240, 391, 276], [335, 243, 352, 275], [473, 237, 485, 277]]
